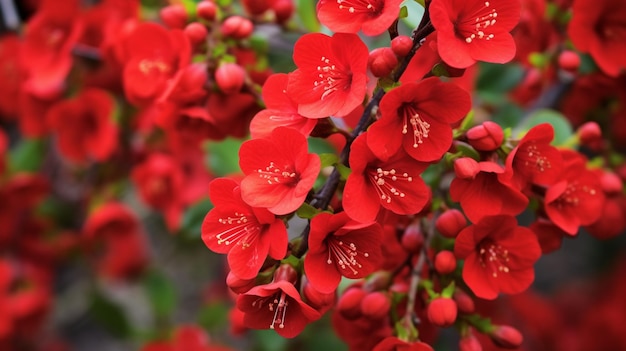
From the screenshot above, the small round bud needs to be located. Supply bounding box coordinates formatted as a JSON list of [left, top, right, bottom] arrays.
[[434, 250, 457, 275], [466, 121, 504, 151], [360, 291, 391, 320], [214, 63, 246, 94], [337, 287, 365, 319], [226, 271, 256, 294], [453, 157, 480, 180], [401, 223, 424, 253], [368, 47, 398, 77], [459, 332, 483, 351], [196, 1, 217, 21], [273, 264, 298, 284], [220, 16, 254, 39], [453, 289, 475, 314], [489, 325, 523, 349], [242, 0, 273, 15], [436, 209, 467, 239], [160, 4, 188, 29], [558, 50, 580, 73], [577, 121, 603, 150], [391, 35, 413, 57], [427, 297, 458, 327], [184, 22, 208, 47], [273, 0, 294, 24], [302, 279, 336, 313], [600, 171, 623, 195]]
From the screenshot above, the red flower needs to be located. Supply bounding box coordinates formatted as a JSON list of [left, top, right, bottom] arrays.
[[373, 337, 434, 351], [343, 133, 431, 223], [201, 178, 288, 279], [430, 0, 520, 68], [367, 78, 471, 162], [117, 22, 191, 107], [0, 35, 25, 119], [568, 0, 626, 77], [131, 153, 185, 232], [47, 88, 118, 163], [450, 159, 529, 223], [236, 280, 321, 338], [239, 127, 321, 215], [454, 215, 541, 300], [502, 123, 564, 190], [250, 73, 318, 139], [304, 212, 383, 294], [316, 0, 404, 36], [544, 150, 605, 235], [287, 33, 368, 118]]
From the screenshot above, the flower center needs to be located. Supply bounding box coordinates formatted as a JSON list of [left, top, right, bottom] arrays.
[[401, 105, 431, 148], [326, 239, 369, 275], [551, 181, 597, 209], [314, 56, 350, 100], [256, 162, 298, 185], [368, 167, 413, 204], [336, 0, 380, 14], [138, 59, 171, 75], [519, 143, 552, 173], [479, 242, 510, 278], [457, 1, 498, 43], [269, 291, 289, 330], [216, 212, 261, 248]]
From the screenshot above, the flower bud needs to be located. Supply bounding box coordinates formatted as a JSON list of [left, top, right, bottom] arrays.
[[558, 50, 580, 73], [214, 63, 246, 94], [368, 47, 398, 77], [489, 325, 523, 349], [459, 332, 483, 351], [302, 279, 336, 314], [434, 250, 457, 275], [427, 297, 458, 327], [436, 209, 467, 238], [337, 287, 365, 319], [600, 171, 623, 195], [577, 121, 603, 150], [160, 4, 188, 29], [226, 271, 256, 294], [391, 35, 413, 57], [273, 263, 298, 284], [453, 289, 475, 314], [184, 22, 208, 47], [360, 291, 391, 320], [401, 223, 424, 253], [221, 16, 254, 39], [196, 1, 217, 21], [273, 0, 294, 24], [453, 157, 480, 179], [466, 121, 504, 151], [242, 0, 273, 15]]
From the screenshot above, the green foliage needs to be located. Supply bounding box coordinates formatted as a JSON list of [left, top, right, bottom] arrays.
[[9, 138, 45, 173], [518, 109, 574, 145], [205, 138, 245, 177], [296, 0, 320, 32], [89, 289, 132, 338], [181, 198, 214, 239], [143, 270, 177, 319]]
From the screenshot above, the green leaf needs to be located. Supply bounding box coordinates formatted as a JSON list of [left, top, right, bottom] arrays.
[[181, 198, 213, 239], [89, 290, 132, 338], [476, 62, 525, 96], [319, 153, 339, 168], [336, 164, 351, 181], [518, 109, 574, 146], [198, 302, 230, 330], [400, 0, 425, 29], [9, 138, 45, 173], [399, 5, 408, 18], [205, 138, 245, 177], [459, 109, 475, 132], [454, 141, 481, 161], [296, 0, 320, 32], [143, 270, 177, 319], [441, 281, 455, 298], [253, 329, 289, 351], [296, 202, 319, 219]]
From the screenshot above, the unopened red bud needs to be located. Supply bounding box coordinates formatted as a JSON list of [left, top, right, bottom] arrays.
[[273, 264, 298, 284], [184, 22, 208, 47], [490, 325, 523, 349], [466, 121, 504, 151], [215, 63, 246, 94], [459, 332, 483, 351], [577, 121, 603, 150], [337, 287, 365, 319], [226, 271, 256, 294], [302, 279, 336, 313], [196, 1, 217, 21], [453, 289, 475, 314], [360, 291, 391, 320], [600, 171, 623, 194], [242, 0, 273, 15], [401, 223, 424, 253], [558, 50, 580, 73], [454, 157, 480, 180], [427, 297, 458, 327], [273, 0, 294, 24], [436, 209, 467, 238], [434, 250, 457, 275], [160, 4, 188, 29], [368, 47, 398, 77], [391, 35, 413, 57], [221, 16, 254, 39]]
